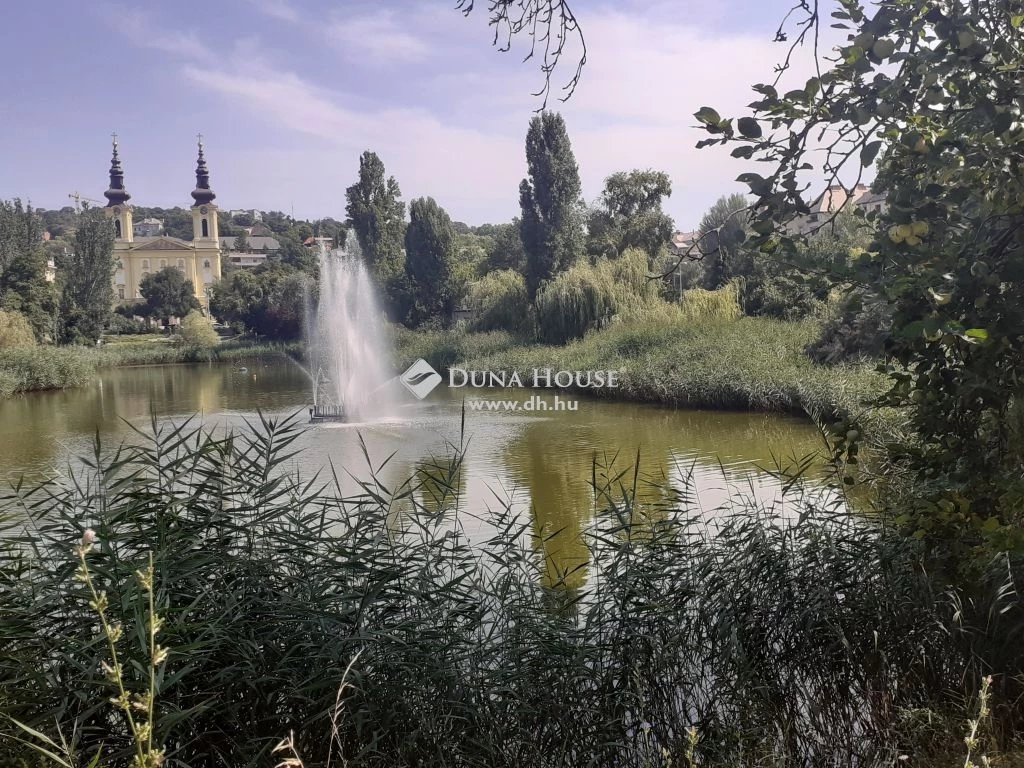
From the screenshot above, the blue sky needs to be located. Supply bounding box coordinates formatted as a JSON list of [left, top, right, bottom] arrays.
[[0, 0, 827, 228]]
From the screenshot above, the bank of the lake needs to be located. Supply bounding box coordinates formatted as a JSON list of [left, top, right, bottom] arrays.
[[0, 338, 303, 398], [394, 316, 892, 430]]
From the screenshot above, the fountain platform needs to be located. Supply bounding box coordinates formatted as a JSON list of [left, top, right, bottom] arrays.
[[309, 404, 346, 423]]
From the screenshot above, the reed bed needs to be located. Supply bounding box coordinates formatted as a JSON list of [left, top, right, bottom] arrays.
[[1, 414, 1021, 767], [0, 340, 303, 398]]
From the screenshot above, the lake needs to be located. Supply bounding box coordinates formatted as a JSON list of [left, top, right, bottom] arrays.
[[0, 359, 833, 581]]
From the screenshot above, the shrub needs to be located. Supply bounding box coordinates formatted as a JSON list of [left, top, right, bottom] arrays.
[[677, 281, 742, 322], [806, 291, 892, 364], [179, 311, 220, 350], [107, 313, 151, 335], [467, 269, 530, 334], [0, 309, 36, 349]]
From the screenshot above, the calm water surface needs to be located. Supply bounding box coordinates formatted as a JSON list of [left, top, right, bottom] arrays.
[[0, 360, 832, 579]]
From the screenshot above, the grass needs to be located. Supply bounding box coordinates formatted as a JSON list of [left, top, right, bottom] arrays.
[[1, 414, 1022, 767], [0, 339, 304, 398], [394, 316, 891, 428]]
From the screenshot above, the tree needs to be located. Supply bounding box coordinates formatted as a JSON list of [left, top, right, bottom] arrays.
[[0, 200, 56, 341], [519, 112, 585, 300], [344, 151, 407, 317], [404, 197, 458, 325], [486, 220, 527, 273], [139, 266, 200, 327], [179, 310, 220, 349], [697, 194, 751, 290], [586, 170, 675, 259], [698, 0, 1024, 545], [58, 208, 115, 344], [210, 263, 307, 339], [233, 232, 249, 252]]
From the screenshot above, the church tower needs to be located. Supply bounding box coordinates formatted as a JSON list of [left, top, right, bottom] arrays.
[[103, 134, 133, 242], [190, 135, 222, 305], [190, 135, 219, 242]]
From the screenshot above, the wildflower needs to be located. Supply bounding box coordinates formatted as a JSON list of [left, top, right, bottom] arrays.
[[82, 529, 96, 546]]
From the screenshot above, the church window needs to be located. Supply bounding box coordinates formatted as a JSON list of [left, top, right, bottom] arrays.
[[114, 220, 122, 238], [203, 260, 211, 268], [177, 259, 185, 270], [118, 287, 125, 300], [142, 260, 150, 271], [159, 259, 167, 269], [201, 219, 209, 238]]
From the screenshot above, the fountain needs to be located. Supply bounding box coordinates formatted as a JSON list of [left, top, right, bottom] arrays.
[[307, 232, 396, 423]]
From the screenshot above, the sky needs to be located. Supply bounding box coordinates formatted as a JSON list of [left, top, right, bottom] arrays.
[[0, 0, 840, 229]]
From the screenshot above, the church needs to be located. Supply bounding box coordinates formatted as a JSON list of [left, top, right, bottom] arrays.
[[102, 136, 223, 312]]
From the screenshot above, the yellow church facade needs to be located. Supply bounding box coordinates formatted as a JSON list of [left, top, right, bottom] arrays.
[[102, 137, 222, 312]]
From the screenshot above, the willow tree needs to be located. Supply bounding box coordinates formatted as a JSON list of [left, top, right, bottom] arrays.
[[694, 0, 1024, 546]]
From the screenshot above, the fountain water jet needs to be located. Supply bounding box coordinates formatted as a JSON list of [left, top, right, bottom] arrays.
[[308, 232, 396, 422]]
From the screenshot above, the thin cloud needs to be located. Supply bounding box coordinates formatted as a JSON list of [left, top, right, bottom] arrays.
[[248, 0, 300, 24], [326, 10, 431, 63], [112, 8, 215, 65]]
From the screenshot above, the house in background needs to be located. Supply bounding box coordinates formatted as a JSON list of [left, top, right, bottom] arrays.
[[229, 253, 268, 269], [133, 217, 163, 238], [788, 183, 888, 235], [219, 235, 280, 252]]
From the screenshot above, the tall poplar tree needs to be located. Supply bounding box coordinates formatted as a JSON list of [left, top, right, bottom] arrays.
[[344, 151, 407, 318], [405, 197, 457, 326], [519, 112, 584, 300]]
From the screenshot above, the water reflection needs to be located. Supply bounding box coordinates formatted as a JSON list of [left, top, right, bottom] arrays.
[[0, 361, 832, 585]]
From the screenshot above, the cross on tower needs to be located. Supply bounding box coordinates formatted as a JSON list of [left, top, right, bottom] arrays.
[[111, 131, 118, 148]]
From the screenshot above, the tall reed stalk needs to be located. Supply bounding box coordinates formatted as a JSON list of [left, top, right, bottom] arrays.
[[1, 414, 1022, 766]]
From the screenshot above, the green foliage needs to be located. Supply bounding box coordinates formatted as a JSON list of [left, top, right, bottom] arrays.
[[699, 0, 1024, 547], [58, 209, 115, 345], [677, 281, 743, 322], [232, 231, 249, 252], [807, 292, 893, 364], [467, 269, 530, 334], [519, 112, 585, 300], [138, 267, 200, 325], [0, 310, 36, 350], [485, 220, 527, 273], [345, 151, 407, 318], [210, 263, 307, 339], [534, 248, 657, 344], [697, 193, 751, 290], [587, 170, 675, 259], [178, 310, 219, 350], [404, 197, 458, 326], [0, 200, 56, 341]]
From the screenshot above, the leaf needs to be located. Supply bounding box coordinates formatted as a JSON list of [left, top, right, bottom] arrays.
[[1012, 15, 1024, 29], [965, 328, 989, 341], [993, 111, 1013, 135], [737, 117, 762, 139], [871, 38, 895, 58], [730, 146, 755, 159], [694, 107, 722, 126], [860, 141, 882, 167]]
